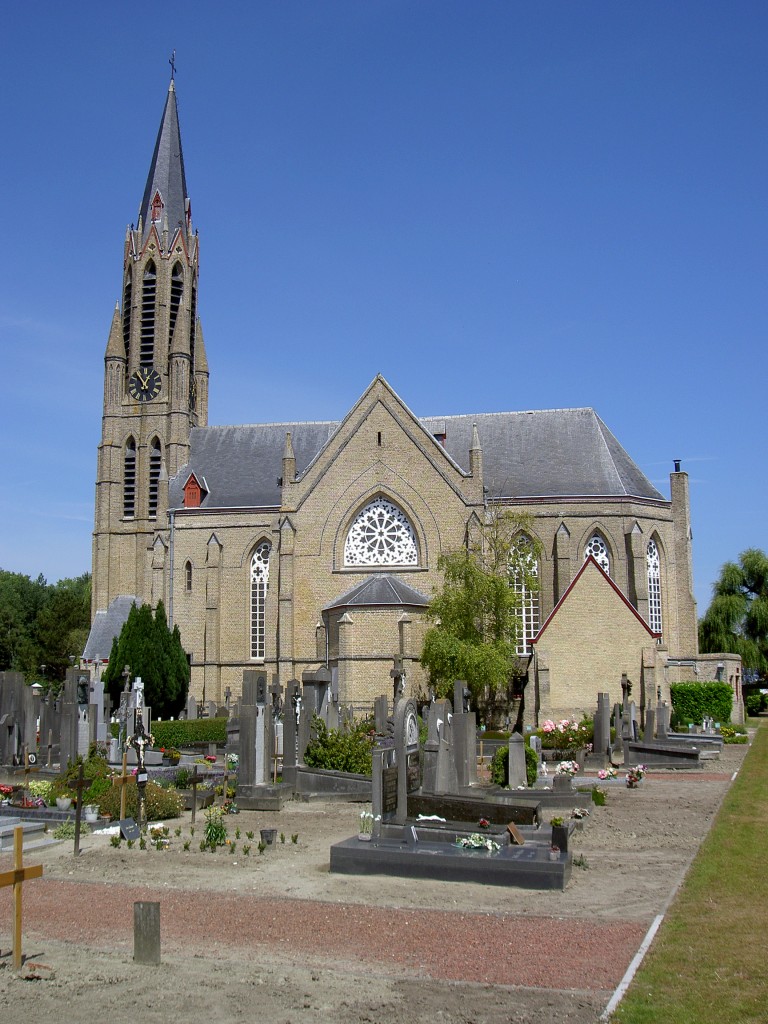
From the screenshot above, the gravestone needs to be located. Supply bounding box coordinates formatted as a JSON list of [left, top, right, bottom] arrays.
[[529, 734, 545, 778], [421, 698, 457, 795], [392, 696, 420, 824], [644, 707, 655, 741], [185, 695, 198, 720], [507, 732, 527, 788], [236, 670, 273, 799], [656, 701, 670, 739], [595, 692, 611, 758], [373, 695, 388, 735], [612, 703, 624, 753], [282, 680, 301, 787], [452, 680, 477, 789]]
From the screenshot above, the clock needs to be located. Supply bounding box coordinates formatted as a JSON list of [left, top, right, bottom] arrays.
[[128, 367, 162, 402]]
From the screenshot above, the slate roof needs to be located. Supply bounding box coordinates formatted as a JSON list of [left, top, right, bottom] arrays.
[[323, 574, 431, 612], [83, 595, 136, 662], [168, 403, 664, 511], [139, 80, 188, 242]]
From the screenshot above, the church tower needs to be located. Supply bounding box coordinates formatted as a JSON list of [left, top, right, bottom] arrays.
[[92, 77, 208, 617]]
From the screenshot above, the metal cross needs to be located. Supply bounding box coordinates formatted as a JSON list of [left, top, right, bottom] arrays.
[[169, 50, 177, 80]]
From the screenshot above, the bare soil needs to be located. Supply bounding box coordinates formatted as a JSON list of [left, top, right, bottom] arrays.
[[0, 744, 749, 1024]]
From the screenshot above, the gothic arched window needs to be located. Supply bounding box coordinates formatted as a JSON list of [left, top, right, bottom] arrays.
[[584, 532, 611, 575], [344, 497, 418, 567], [148, 437, 161, 518], [185, 560, 193, 593], [510, 535, 540, 656], [123, 438, 136, 518], [140, 262, 156, 366], [250, 541, 271, 660], [647, 538, 663, 634]]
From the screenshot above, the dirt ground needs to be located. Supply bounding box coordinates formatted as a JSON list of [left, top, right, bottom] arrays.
[[0, 742, 750, 1024]]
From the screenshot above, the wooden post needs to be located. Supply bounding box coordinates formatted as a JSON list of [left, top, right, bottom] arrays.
[[190, 766, 200, 825], [0, 826, 43, 970], [69, 764, 87, 856]]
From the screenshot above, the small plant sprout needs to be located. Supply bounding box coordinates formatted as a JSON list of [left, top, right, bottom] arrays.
[[291, 833, 299, 844], [258, 841, 266, 855], [246, 830, 254, 841], [280, 832, 286, 844], [110, 835, 121, 848], [183, 840, 191, 851], [242, 843, 251, 856]]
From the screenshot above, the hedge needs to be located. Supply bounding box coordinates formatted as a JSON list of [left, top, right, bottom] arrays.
[[150, 717, 228, 748], [490, 740, 538, 787], [669, 682, 733, 725]]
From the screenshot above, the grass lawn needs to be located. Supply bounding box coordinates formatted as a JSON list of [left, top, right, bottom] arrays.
[[611, 720, 767, 1023]]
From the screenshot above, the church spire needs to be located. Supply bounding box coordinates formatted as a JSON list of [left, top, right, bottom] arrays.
[[138, 79, 189, 245]]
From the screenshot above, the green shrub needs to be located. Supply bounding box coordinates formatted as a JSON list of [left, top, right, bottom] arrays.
[[303, 716, 375, 774], [51, 746, 112, 804], [745, 693, 765, 717], [670, 682, 733, 724], [489, 739, 537, 787], [719, 724, 749, 744], [97, 779, 183, 821], [151, 718, 227, 749]]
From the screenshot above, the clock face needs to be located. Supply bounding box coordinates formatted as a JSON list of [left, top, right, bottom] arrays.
[[128, 367, 162, 402]]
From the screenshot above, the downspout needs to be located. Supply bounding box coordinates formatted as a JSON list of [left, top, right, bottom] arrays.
[[168, 509, 175, 629]]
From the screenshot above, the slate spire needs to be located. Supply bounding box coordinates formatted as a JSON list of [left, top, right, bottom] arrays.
[[138, 79, 189, 244]]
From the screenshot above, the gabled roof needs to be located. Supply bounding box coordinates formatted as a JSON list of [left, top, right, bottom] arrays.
[[533, 556, 661, 644], [323, 574, 431, 612], [83, 595, 136, 662], [139, 80, 188, 244], [167, 379, 666, 511], [421, 408, 664, 500]]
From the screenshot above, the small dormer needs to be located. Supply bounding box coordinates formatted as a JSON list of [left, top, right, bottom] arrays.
[[183, 472, 207, 508], [151, 190, 164, 224]]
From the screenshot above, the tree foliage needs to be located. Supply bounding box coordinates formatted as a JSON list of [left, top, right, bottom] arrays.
[[420, 511, 540, 712], [102, 600, 189, 718], [699, 548, 768, 679], [0, 569, 91, 685]]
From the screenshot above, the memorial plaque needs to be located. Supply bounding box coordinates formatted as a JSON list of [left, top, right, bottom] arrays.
[[382, 766, 398, 814], [120, 817, 140, 841], [507, 822, 525, 846]]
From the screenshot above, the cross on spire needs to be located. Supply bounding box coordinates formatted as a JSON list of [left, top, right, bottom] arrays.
[[169, 50, 177, 80]]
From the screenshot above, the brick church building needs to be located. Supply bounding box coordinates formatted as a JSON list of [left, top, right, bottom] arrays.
[[85, 79, 724, 724]]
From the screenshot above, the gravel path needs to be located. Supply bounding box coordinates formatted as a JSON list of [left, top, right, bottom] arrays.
[[0, 743, 750, 1024]]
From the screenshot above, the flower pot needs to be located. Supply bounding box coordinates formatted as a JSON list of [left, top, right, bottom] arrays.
[[260, 828, 278, 846], [84, 805, 100, 822], [56, 797, 72, 811], [549, 849, 560, 862]]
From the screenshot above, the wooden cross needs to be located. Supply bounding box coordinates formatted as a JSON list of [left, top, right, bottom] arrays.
[[68, 764, 87, 856], [0, 826, 43, 969], [111, 750, 131, 821], [22, 746, 39, 796]]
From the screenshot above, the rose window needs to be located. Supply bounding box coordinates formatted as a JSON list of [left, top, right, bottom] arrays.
[[584, 533, 610, 575], [344, 498, 418, 566]]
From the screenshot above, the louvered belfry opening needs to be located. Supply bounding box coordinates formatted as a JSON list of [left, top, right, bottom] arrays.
[[169, 262, 184, 346], [122, 274, 132, 361], [123, 438, 136, 518], [148, 437, 162, 518], [140, 262, 156, 366]]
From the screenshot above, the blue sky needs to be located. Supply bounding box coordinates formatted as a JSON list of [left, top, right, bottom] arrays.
[[0, 1, 765, 616]]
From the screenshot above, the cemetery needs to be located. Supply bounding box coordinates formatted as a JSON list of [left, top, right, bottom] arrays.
[[0, 663, 754, 1023]]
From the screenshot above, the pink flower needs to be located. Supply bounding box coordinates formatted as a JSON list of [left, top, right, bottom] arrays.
[[542, 720, 556, 733]]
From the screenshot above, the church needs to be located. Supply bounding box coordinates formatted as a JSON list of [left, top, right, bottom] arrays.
[[85, 78, 720, 725]]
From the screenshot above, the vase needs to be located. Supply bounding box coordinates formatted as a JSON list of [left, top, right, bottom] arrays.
[[56, 797, 72, 811], [85, 805, 100, 822], [358, 832, 372, 842], [260, 828, 278, 846], [549, 850, 560, 862]]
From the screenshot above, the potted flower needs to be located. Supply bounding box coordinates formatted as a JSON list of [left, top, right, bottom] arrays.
[[55, 795, 72, 811], [625, 764, 647, 788], [162, 747, 181, 766], [550, 816, 569, 853], [549, 844, 560, 862], [597, 767, 618, 780], [84, 804, 100, 823], [358, 810, 374, 841]]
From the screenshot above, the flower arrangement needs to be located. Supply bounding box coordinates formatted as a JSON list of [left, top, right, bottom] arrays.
[[478, 817, 490, 829], [0, 783, 15, 802], [456, 833, 500, 852], [204, 754, 217, 764], [597, 767, 618, 780], [226, 752, 239, 770], [571, 807, 590, 819], [555, 760, 580, 777], [359, 810, 375, 835], [625, 764, 647, 788]]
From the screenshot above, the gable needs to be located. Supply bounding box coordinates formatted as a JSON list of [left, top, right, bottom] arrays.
[[534, 556, 660, 645]]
